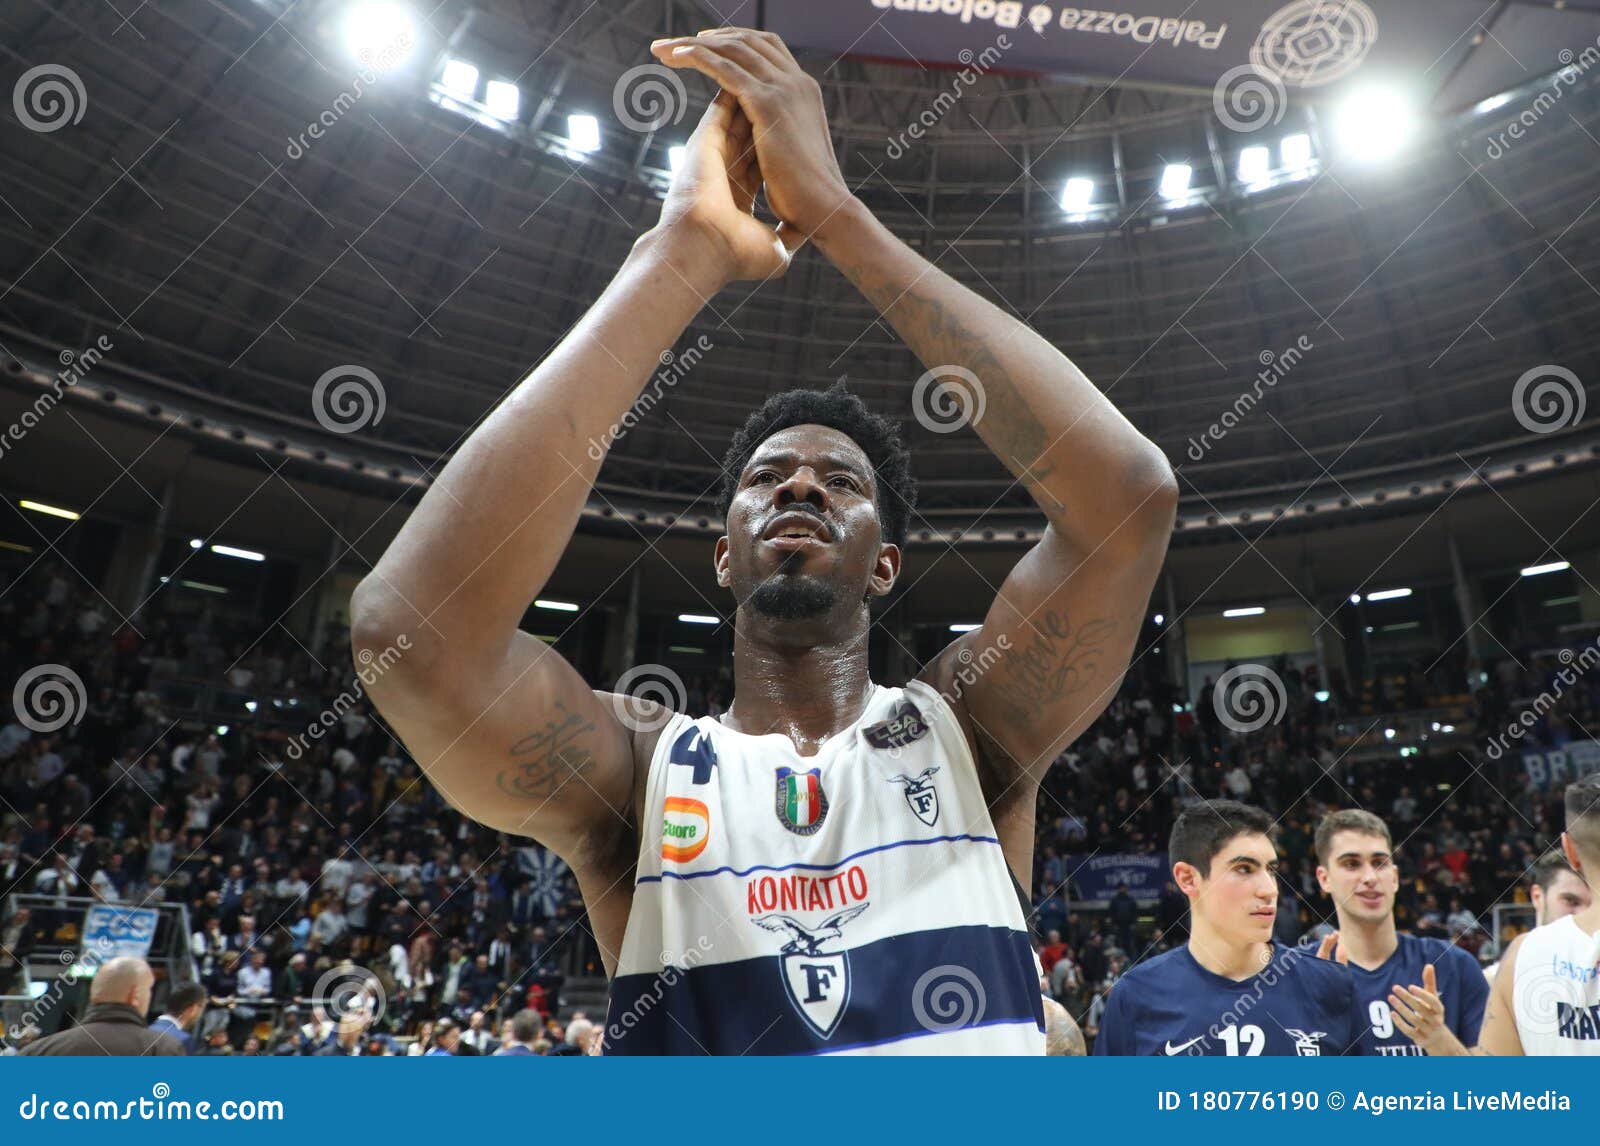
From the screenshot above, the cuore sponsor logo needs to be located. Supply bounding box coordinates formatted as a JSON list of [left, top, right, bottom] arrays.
[[661, 796, 710, 863]]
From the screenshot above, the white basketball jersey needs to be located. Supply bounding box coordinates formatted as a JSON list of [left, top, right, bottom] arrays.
[[1513, 915, 1600, 1055], [603, 679, 1045, 1055]]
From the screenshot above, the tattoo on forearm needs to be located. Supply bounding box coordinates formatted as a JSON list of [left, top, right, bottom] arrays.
[[496, 703, 597, 802], [837, 255, 1066, 514], [998, 609, 1118, 725]]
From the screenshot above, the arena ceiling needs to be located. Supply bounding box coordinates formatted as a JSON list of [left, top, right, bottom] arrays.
[[2, 0, 1598, 546]]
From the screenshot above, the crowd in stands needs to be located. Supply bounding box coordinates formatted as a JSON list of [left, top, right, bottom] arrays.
[[0, 555, 1592, 1052]]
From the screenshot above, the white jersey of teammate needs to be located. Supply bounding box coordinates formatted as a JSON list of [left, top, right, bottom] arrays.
[[1513, 915, 1600, 1055], [603, 679, 1045, 1055]]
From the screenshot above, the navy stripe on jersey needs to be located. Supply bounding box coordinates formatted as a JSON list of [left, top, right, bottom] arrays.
[[636, 833, 1002, 885], [605, 924, 1044, 1056]]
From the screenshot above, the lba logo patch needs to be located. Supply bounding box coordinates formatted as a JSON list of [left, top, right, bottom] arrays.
[[863, 699, 929, 751], [660, 796, 709, 863], [774, 766, 829, 836]]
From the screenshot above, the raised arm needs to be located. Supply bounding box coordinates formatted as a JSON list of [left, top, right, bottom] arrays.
[[348, 94, 789, 866], [652, 29, 1176, 798]]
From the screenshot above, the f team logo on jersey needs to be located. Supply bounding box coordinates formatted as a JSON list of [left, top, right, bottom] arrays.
[[775, 766, 829, 835], [660, 796, 709, 863], [887, 766, 941, 827], [750, 902, 870, 1039], [1286, 1029, 1326, 1056], [863, 699, 929, 751]]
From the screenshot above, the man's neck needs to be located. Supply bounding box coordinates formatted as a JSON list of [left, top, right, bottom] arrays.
[[1334, 911, 1399, 970], [1574, 904, 1600, 937], [1187, 917, 1273, 981], [721, 619, 874, 752]]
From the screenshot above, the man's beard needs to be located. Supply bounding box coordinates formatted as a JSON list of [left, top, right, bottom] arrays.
[[746, 568, 839, 621]]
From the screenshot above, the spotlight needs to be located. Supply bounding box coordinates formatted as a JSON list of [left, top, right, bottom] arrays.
[[1060, 177, 1094, 213], [948, 623, 982, 633], [1280, 133, 1313, 172], [1521, 560, 1569, 577], [341, 2, 416, 69], [568, 114, 602, 153], [19, 500, 79, 520], [441, 59, 478, 99], [668, 146, 686, 174], [678, 614, 719, 625], [1366, 587, 1412, 601], [1237, 146, 1269, 185], [535, 599, 578, 612], [1222, 606, 1264, 618], [1333, 85, 1418, 163], [1159, 164, 1193, 200], [485, 80, 520, 122]]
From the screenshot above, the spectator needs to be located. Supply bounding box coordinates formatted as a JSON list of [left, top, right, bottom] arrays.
[[21, 957, 182, 1057], [149, 981, 208, 1054]]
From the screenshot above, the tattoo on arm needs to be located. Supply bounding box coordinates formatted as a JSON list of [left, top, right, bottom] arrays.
[[834, 254, 1066, 514], [496, 703, 597, 802], [996, 610, 1118, 729]]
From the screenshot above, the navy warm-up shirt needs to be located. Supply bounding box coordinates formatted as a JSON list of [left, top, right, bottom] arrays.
[[1351, 933, 1489, 1056], [1093, 942, 1364, 1056]]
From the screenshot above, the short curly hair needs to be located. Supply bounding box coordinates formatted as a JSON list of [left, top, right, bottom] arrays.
[[715, 384, 917, 549]]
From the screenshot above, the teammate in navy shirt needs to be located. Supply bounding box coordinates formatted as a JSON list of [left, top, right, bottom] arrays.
[[1312, 809, 1488, 1055], [1094, 800, 1363, 1056]]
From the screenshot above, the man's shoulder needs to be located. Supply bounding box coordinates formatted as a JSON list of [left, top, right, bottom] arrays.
[[1115, 946, 1186, 988]]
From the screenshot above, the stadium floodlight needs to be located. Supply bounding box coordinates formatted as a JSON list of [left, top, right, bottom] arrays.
[[948, 623, 982, 633], [1060, 177, 1094, 213], [535, 599, 578, 612], [1159, 163, 1193, 200], [1366, 587, 1412, 601], [1314, 690, 1330, 702], [189, 538, 203, 549], [1520, 560, 1570, 577], [19, 499, 78, 520], [1237, 146, 1269, 185], [1474, 91, 1515, 115], [567, 113, 602, 153], [1222, 606, 1264, 618], [1280, 133, 1313, 173], [341, 2, 416, 69], [485, 80, 520, 122], [441, 59, 478, 99], [1333, 85, 1418, 163], [668, 146, 686, 174], [1349, 592, 1362, 604], [678, 613, 719, 624], [1153, 613, 1164, 626], [211, 544, 264, 562]]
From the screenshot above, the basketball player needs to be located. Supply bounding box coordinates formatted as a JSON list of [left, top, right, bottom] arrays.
[[351, 28, 1177, 1054], [1435, 775, 1600, 1055], [1484, 850, 1593, 982], [1094, 801, 1364, 1056], [1311, 809, 1488, 1055]]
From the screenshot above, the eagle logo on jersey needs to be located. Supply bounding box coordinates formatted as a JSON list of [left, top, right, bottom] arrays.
[[774, 766, 829, 835], [886, 766, 941, 827], [751, 903, 870, 1039], [863, 699, 929, 751], [1286, 1028, 1326, 1056]]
